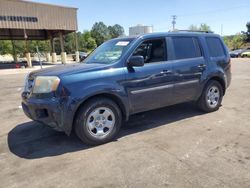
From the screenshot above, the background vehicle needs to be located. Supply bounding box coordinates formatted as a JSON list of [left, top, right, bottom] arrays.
[[229, 49, 244, 58], [241, 50, 250, 57], [72, 52, 88, 61], [22, 32, 231, 145]]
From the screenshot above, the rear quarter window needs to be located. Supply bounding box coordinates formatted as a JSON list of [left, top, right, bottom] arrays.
[[206, 37, 225, 57], [172, 37, 202, 60]]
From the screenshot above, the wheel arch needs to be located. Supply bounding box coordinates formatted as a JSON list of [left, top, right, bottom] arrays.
[[207, 76, 226, 95], [72, 93, 128, 133]]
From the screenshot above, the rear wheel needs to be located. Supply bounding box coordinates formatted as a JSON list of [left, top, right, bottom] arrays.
[[197, 80, 223, 112], [74, 97, 122, 145]]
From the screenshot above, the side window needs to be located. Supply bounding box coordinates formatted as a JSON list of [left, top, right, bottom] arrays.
[[132, 39, 167, 63], [172, 37, 202, 60], [206, 37, 225, 57]]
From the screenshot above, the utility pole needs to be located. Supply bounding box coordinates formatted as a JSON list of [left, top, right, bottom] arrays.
[[221, 24, 223, 36], [172, 15, 177, 31]]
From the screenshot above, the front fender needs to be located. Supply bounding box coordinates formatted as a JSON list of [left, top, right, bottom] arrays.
[[62, 83, 129, 135]]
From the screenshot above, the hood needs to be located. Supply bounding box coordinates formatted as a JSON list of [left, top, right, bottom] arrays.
[[30, 63, 108, 77]]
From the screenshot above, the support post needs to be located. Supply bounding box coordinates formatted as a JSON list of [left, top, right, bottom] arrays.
[[59, 31, 66, 64], [25, 41, 32, 67], [46, 52, 51, 62], [75, 51, 80, 62], [50, 37, 57, 63], [52, 52, 57, 63], [24, 29, 32, 67], [26, 52, 32, 68], [74, 32, 80, 62]]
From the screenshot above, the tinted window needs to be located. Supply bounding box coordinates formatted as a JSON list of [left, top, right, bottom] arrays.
[[132, 39, 167, 63], [172, 37, 201, 60], [206, 37, 225, 57]]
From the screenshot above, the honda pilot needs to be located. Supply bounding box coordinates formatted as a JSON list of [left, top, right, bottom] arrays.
[[22, 32, 231, 145]]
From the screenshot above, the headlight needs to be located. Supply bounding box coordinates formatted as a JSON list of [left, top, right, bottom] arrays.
[[33, 76, 60, 94], [23, 73, 30, 92]]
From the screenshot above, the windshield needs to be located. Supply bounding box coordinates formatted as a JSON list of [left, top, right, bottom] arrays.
[[83, 39, 134, 64]]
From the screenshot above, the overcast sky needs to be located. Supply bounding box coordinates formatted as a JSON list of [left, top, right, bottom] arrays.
[[28, 0, 250, 36]]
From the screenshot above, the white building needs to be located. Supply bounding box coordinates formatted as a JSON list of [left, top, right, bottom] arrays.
[[129, 24, 153, 36]]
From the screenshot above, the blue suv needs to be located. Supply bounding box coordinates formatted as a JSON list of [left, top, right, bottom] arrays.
[[22, 32, 231, 145]]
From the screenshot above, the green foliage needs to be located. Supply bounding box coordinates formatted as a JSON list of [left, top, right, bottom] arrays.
[[245, 22, 250, 42], [64, 33, 75, 54], [188, 24, 199, 31], [223, 36, 232, 48], [0, 40, 50, 56], [79, 31, 97, 52], [188, 23, 212, 32], [199, 24, 211, 32], [91, 22, 111, 46], [223, 33, 245, 50], [108, 24, 125, 38], [0, 40, 12, 55], [28, 40, 50, 53]]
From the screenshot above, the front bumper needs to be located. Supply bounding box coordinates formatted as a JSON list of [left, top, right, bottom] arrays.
[[22, 95, 68, 132]]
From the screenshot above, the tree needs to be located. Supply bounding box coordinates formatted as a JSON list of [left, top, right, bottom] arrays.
[[245, 22, 250, 42], [188, 24, 198, 31], [223, 33, 245, 50], [0, 40, 12, 55], [91, 22, 111, 46], [78, 31, 97, 51], [223, 36, 232, 49], [108, 24, 125, 38], [231, 33, 245, 49], [188, 23, 212, 32], [80, 31, 97, 51], [199, 23, 211, 32], [64, 33, 75, 54], [28, 40, 50, 53], [13, 40, 26, 57]]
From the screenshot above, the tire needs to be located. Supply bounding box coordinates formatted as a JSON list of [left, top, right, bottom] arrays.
[[197, 80, 223, 113], [74, 97, 122, 145]]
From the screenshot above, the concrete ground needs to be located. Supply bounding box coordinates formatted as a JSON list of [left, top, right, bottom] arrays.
[[0, 58, 250, 188]]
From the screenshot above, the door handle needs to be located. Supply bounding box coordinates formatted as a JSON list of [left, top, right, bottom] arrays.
[[160, 70, 172, 74], [197, 64, 206, 70], [153, 70, 172, 78]]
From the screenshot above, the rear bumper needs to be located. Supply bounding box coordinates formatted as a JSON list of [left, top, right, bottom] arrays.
[[226, 64, 232, 89], [21, 96, 72, 133]]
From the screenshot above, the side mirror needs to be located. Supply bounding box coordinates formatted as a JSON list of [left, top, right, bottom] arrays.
[[127, 56, 144, 67]]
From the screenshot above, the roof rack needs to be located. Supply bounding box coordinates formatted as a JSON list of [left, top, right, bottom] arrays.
[[175, 30, 214, 33]]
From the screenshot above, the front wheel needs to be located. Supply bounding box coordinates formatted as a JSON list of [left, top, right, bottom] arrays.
[[197, 80, 223, 112], [74, 97, 122, 145]]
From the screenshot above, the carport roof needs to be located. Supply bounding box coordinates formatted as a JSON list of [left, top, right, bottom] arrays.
[[0, 0, 78, 40]]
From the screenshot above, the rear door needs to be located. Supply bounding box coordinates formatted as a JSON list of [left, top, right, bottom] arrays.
[[170, 36, 207, 103]]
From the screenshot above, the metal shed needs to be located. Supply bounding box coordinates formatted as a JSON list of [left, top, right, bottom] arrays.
[[0, 0, 79, 65]]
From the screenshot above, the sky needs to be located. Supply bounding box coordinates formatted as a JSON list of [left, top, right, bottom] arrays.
[[28, 0, 250, 36]]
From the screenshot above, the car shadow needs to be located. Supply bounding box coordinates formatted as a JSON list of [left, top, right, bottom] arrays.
[[8, 102, 203, 159]]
